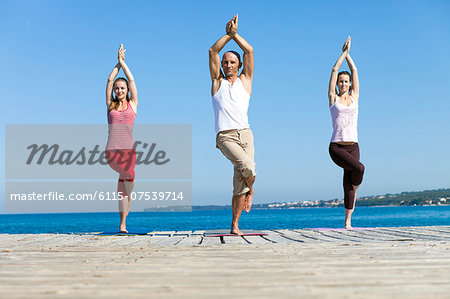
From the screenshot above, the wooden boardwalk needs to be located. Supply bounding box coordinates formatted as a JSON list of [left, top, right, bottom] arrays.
[[1, 226, 449, 298], [16, 225, 446, 246]]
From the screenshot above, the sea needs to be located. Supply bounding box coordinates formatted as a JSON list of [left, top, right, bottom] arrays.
[[0, 206, 449, 234]]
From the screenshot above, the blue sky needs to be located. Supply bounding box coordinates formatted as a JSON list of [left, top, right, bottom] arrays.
[[2, 0, 450, 209]]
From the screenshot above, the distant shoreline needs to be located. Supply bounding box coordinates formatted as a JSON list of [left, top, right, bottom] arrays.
[[1, 188, 448, 214], [189, 204, 449, 212], [152, 188, 450, 211]]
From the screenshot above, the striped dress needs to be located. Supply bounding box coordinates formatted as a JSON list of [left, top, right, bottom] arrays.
[[106, 102, 136, 150]]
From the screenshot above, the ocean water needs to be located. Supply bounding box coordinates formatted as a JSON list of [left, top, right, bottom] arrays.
[[0, 206, 449, 234]]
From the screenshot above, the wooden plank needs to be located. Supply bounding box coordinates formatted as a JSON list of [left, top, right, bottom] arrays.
[[396, 226, 450, 235], [2, 234, 50, 249], [175, 236, 202, 246], [126, 237, 152, 247], [310, 230, 364, 243], [153, 236, 186, 246], [44, 234, 95, 248], [242, 235, 273, 245], [173, 231, 192, 236], [147, 235, 170, 245], [344, 229, 415, 241], [407, 227, 450, 239], [260, 230, 296, 244], [222, 236, 249, 245], [199, 236, 222, 246], [22, 234, 71, 249], [336, 229, 399, 242], [203, 229, 229, 236], [107, 236, 148, 247], [397, 227, 450, 239], [299, 229, 353, 242], [3, 234, 59, 249], [422, 225, 450, 232], [377, 228, 446, 241], [273, 230, 308, 242], [76, 235, 134, 248], [152, 231, 175, 236], [192, 230, 205, 236]]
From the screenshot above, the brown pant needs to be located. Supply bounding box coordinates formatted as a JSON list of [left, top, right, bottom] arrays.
[[329, 143, 365, 209], [216, 128, 256, 195]]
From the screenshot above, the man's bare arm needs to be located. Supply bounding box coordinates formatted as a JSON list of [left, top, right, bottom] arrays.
[[209, 35, 231, 81], [228, 15, 254, 95]]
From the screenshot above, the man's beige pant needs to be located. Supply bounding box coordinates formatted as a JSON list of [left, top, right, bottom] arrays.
[[216, 128, 256, 195]]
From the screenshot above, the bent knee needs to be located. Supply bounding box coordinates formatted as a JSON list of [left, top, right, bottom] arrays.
[[352, 163, 365, 186], [119, 170, 135, 181], [235, 158, 256, 178], [358, 163, 365, 175]]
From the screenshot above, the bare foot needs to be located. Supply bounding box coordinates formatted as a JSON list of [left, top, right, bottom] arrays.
[[345, 217, 352, 229], [230, 227, 243, 235], [119, 225, 128, 233]]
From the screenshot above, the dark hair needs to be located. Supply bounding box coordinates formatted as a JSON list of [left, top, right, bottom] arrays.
[[222, 51, 242, 63], [336, 71, 352, 95], [337, 71, 352, 83], [108, 77, 130, 111]]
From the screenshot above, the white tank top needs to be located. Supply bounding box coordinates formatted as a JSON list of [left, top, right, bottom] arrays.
[[330, 96, 358, 142], [212, 77, 250, 134]]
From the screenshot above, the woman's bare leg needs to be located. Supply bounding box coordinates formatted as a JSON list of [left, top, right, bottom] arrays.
[[345, 184, 359, 229], [118, 180, 134, 232]]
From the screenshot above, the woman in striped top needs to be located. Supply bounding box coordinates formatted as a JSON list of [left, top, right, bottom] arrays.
[[105, 44, 138, 233]]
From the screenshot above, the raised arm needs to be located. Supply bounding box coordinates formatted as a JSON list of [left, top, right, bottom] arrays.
[[209, 35, 231, 81], [209, 17, 234, 96], [118, 44, 138, 109], [229, 15, 254, 81], [227, 15, 254, 95], [345, 54, 359, 100], [106, 63, 121, 107], [328, 37, 350, 106], [233, 34, 254, 78]]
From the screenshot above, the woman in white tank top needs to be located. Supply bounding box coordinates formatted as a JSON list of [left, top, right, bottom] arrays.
[[327, 37, 365, 229]]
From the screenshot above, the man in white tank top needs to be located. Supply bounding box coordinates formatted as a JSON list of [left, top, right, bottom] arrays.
[[209, 15, 255, 235]]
